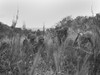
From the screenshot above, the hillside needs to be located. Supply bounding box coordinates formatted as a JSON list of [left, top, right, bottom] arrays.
[[0, 13, 100, 75]]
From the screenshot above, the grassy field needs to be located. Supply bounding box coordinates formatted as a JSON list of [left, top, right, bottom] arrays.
[[0, 14, 100, 75]]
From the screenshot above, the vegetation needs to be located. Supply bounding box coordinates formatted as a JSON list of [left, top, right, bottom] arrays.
[[0, 13, 100, 75]]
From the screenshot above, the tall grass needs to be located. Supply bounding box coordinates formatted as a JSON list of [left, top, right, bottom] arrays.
[[1, 14, 100, 75]]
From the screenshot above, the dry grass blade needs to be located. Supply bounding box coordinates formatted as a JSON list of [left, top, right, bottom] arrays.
[[29, 45, 44, 75]]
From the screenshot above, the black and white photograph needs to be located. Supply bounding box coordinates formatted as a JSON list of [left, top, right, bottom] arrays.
[[0, 0, 100, 75]]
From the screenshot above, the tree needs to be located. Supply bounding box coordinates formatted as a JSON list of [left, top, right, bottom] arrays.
[[11, 8, 19, 28]]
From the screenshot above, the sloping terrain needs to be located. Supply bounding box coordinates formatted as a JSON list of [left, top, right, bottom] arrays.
[[0, 14, 100, 75]]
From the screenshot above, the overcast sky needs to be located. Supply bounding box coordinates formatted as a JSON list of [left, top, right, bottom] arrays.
[[0, 0, 100, 28]]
